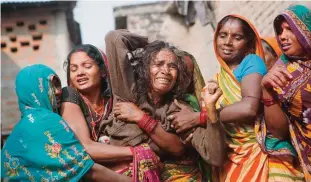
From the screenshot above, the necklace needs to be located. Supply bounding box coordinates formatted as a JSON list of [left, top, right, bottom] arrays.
[[81, 94, 105, 115], [93, 102, 105, 116], [80, 94, 105, 141]]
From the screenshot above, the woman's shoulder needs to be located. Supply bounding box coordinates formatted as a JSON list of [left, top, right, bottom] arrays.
[[61, 86, 81, 105], [241, 54, 266, 71], [234, 54, 267, 82]]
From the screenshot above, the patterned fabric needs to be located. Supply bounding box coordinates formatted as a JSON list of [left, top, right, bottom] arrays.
[[161, 156, 202, 182], [272, 5, 311, 181], [255, 115, 305, 181], [1, 64, 94, 181], [133, 144, 161, 182], [216, 67, 269, 182], [214, 15, 303, 181], [213, 15, 268, 182], [117, 144, 160, 182]]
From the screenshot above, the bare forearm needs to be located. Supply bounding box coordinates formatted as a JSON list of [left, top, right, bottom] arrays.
[[148, 124, 184, 156], [263, 89, 289, 140], [86, 163, 131, 182], [85, 142, 132, 163], [219, 74, 262, 124], [219, 99, 258, 123]]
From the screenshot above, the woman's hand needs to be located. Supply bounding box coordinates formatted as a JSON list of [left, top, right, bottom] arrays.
[[202, 80, 223, 123], [168, 100, 200, 134], [261, 64, 292, 89], [202, 80, 223, 108], [113, 102, 145, 123]]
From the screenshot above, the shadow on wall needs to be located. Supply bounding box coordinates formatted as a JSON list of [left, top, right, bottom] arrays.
[[1, 52, 21, 146]]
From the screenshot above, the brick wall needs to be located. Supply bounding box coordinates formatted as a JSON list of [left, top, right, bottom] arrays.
[[114, 1, 310, 81], [127, 13, 169, 41], [214, 1, 311, 36], [1, 8, 73, 132]]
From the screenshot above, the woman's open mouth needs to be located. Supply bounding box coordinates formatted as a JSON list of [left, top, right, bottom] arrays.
[[77, 78, 88, 85], [281, 43, 291, 51], [222, 49, 233, 55], [156, 77, 171, 84]]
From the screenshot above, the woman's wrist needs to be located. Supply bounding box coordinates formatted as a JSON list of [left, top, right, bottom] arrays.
[[262, 98, 277, 107], [199, 111, 208, 126], [262, 88, 278, 107], [262, 87, 274, 99], [134, 111, 145, 123], [137, 114, 158, 133]]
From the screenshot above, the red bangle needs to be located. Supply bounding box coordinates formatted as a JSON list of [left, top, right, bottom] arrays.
[[262, 98, 277, 107], [200, 111, 207, 126], [137, 114, 158, 133]]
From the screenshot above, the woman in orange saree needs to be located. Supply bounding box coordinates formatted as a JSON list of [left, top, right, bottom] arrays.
[[213, 14, 303, 181]]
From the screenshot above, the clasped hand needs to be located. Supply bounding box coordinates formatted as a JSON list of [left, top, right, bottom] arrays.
[[113, 102, 145, 123]]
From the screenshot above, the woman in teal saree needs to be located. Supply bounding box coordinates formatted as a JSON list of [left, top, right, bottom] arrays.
[[1, 64, 130, 181]]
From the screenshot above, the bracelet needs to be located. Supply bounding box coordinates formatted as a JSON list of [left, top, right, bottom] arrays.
[[137, 114, 158, 133], [200, 111, 207, 126], [262, 98, 277, 107]]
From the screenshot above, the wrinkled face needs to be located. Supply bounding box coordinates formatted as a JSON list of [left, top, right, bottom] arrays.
[[149, 49, 178, 96], [216, 19, 250, 64], [69, 51, 103, 93], [50, 75, 62, 108], [277, 20, 304, 57]]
